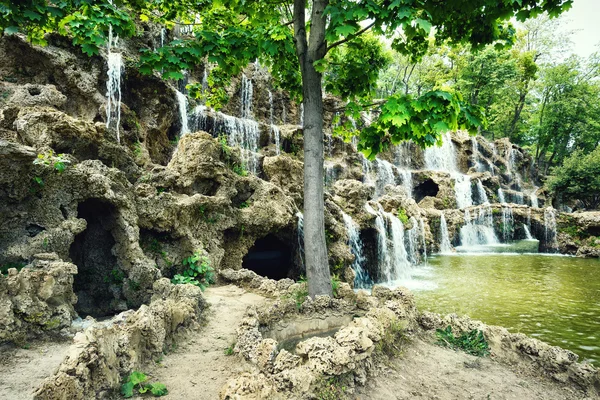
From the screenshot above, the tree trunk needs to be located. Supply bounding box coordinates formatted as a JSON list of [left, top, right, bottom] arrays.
[[294, 0, 332, 297]]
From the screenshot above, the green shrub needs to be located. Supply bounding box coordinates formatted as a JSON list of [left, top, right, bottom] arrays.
[[435, 326, 490, 357], [331, 273, 341, 298], [232, 163, 248, 176], [33, 151, 70, 173], [172, 251, 215, 291], [104, 268, 125, 285], [396, 208, 409, 224], [121, 371, 168, 398], [224, 343, 236, 356], [376, 319, 407, 357]]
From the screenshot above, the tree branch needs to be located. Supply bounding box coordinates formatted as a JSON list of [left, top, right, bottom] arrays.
[[326, 21, 375, 53]]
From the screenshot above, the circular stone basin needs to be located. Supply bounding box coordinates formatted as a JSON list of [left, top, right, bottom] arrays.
[[260, 313, 358, 353]]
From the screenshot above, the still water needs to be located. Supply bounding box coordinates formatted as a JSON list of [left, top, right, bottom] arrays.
[[403, 254, 600, 365]]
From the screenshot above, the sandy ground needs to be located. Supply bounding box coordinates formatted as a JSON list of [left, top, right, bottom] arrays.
[[0, 340, 71, 400], [356, 337, 596, 400], [148, 284, 266, 400]]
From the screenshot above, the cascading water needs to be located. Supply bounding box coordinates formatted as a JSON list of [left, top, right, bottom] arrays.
[[374, 159, 396, 198], [324, 162, 337, 187], [406, 217, 420, 264], [106, 25, 123, 143], [240, 74, 253, 119], [476, 179, 489, 205], [458, 207, 500, 249], [176, 91, 189, 136], [299, 103, 304, 127], [189, 106, 260, 174], [360, 154, 372, 185], [424, 132, 472, 208], [498, 188, 506, 203], [268, 90, 280, 155], [342, 212, 371, 288], [544, 207, 558, 251], [502, 206, 514, 242], [398, 169, 412, 199], [202, 67, 209, 94], [523, 224, 534, 240], [530, 187, 539, 208], [439, 213, 453, 253], [419, 218, 428, 263], [365, 204, 412, 283]]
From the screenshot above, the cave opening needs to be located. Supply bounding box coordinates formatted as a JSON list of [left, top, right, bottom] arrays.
[[414, 179, 440, 203], [242, 234, 296, 280], [69, 199, 124, 318]]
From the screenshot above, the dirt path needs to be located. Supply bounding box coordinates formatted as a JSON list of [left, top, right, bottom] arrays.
[[148, 284, 266, 400], [356, 337, 594, 400], [0, 340, 71, 400]]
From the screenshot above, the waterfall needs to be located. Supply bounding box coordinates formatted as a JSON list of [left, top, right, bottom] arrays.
[[419, 218, 428, 263], [281, 98, 287, 124], [324, 162, 337, 187], [189, 106, 260, 174], [375, 159, 396, 198], [106, 25, 123, 143], [268, 90, 280, 155], [342, 212, 371, 288], [240, 74, 253, 119], [502, 206, 514, 242], [160, 28, 166, 47], [360, 154, 372, 185], [176, 91, 189, 136], [365, 204, 412, 282], [472, 138, 482, 172], [523, 224, 534, 240], [498, 188, 506, 203], [459, 207, 499, 248], [296, 212, 304, 269], [439, 213, 453, 253], [398, 169, 412, 199], [326, 132, 333, 158], [424, 132, 472, 208], [406, 217, 420, 264], [544, 207, 558, 251], [515, 192, 524, 205], [202, 67, 209, 93], [394, 143, 412, 169], [299, 103, 304, 127], [454, 174, 473, 209], [476, 179, 489, 205], [530, 188, 539, 208]]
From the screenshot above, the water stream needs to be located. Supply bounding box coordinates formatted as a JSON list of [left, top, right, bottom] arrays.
[[105, 25, 122, 143]]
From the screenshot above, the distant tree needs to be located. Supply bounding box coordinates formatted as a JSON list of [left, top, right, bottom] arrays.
[[547, 147, 600, 210]]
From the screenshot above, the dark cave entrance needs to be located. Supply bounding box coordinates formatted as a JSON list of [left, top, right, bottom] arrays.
[[242, 234, 295, 280], [414, 179, 440, 203], [69, 199, 124, 318]]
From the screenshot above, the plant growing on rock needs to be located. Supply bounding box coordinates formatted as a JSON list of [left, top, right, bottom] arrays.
[[172, 251, 215, 291], [33, 151, 71, 173], [121, 371, 168, 398], [436, 326, 490, 357]]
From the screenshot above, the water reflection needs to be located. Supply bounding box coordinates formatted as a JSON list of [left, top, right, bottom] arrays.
[[402, 254, 600, 365]]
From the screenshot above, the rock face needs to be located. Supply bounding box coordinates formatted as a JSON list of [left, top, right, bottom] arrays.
[[33, 279, 205, 400], [0, 26, 597, 341], [0, 253, 77, 342]]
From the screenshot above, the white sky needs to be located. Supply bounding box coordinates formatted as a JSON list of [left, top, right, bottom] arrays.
[[561, 0, 600, 57]]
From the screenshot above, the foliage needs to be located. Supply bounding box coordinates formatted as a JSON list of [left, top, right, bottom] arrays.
[[231, 162, 248, 177], [283, 277, 309, 310], [330, 273, 341, 298], [145, 238, 173, 267], [313, 373, 353, 400], [121, 371, 168, 398], [376, 319, 408, 357], [33, 151, 70, 173], [171, 251, 215, 291], [396, 208, 409, 225], [198, 204, 219, 224], [224, 343, 235, 356], [238, 200, 250, 209], [547, 147, 600, 209], [436, 326, 490, 357], [1, 262, 25, 275]]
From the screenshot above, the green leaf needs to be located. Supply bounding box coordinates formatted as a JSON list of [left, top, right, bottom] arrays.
[[129, 371, 148, 386], [335, 24, 356, 37], [414, 18, 432, 33], [121, 382, 134, 398], [4, 26, 18, 35], [149, 382, 168, 396]]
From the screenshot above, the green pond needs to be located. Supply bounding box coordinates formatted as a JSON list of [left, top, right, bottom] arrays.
[[403, 254, 600, 365]]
